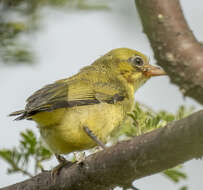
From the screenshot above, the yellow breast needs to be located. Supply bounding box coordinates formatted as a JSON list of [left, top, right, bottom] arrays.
[[38, 103, 126, 154]]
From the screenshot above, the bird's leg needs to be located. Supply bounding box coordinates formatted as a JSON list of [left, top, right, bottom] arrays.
[[51, 154, 73, 179], [74, 152, 86, 163], [83, 126, 106, 149], [52, 127, 105, 179], [55, 154, 67, 163]]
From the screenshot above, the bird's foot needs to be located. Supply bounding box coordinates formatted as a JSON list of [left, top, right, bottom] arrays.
[[92, 145, 104, 153], [74, 152, 86, 163], [51, 154, 74, 180]]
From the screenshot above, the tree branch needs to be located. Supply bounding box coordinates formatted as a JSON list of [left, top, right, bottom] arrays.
[[1, 110, 203, 190], [135, 0, 203, 105]]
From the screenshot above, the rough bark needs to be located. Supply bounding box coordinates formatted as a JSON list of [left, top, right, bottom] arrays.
[[135, 0, 203, 105], [1, 110, 203, 190]]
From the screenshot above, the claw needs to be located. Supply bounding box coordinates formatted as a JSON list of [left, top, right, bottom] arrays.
[[51, 154, 74, 181], [51, 160, 73, 180], [74, 152, 86, 163]]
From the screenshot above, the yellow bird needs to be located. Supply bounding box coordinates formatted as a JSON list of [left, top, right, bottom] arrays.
[[10, 48, 165, 169]]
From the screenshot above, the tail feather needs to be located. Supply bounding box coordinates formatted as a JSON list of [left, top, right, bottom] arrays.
[[9, 110, 27, 120], [9, 110, 25, 116]]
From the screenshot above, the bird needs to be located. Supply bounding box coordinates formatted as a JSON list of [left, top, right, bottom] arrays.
[[9, 48, 166, 173]]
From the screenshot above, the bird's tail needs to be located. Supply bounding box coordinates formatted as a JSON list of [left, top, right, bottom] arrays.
[[9, 110, 26, 120]]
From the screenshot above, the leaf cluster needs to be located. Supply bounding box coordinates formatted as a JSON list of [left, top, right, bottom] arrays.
[[0, 21, 33, 64], [0, 129, 52, 177], [0, 0, 109, 64], [121, 103, 194, 137]]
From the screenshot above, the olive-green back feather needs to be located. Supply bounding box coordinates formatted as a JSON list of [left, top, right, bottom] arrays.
[[10, 70, 126, 120]]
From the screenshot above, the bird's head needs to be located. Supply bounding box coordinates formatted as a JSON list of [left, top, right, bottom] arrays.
[[104, 48, 166, 90]]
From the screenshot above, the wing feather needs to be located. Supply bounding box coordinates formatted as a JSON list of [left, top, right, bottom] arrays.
[[9, 79, 126, 120]]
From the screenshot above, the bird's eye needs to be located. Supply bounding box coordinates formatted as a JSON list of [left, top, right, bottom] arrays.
[[129, 56, 144, 67]]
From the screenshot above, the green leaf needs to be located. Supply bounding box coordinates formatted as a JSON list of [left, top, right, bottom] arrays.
[[179, 186, 188, 190], [163, 168, 187, 183], [0, 129, 52, 176]]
